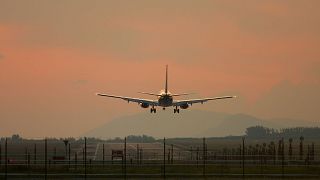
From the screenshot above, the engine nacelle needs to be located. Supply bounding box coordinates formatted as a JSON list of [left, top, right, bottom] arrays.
[[140, 103, 149, 108], [180, 104, 189, 109]]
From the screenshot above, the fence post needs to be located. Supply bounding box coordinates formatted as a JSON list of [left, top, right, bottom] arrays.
[[68, 143, 71, 168], [27, 152, 30, 168], [163, 137, 166, 178], [45, 138, 47, 180], [242, 137, 245, 178], [281, 138, 284, 179], [34, 144, 37, 165], [273, 143, 276, 165], [142, 149, 144, 164], [203, 137, 206, 177], [196, 147, 199, 167], [312, 142, 315, 161], [124, 137, 127, 179], [5, 138, 7, 180], [136, 144, 139, 164], [25, 147, 28, 166], [0, 144, 2, 166], [171, 144, 173, 164], [102, 144, 105, 167], [84, 137, 87, 179], [75, 152, 77, 170]]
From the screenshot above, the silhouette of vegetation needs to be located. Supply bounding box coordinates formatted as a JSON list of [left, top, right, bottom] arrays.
[[245, 126, 320, 138], [106, 135, 156, 143], [126, 135, 156, 142], [2, 126, 320, 143]]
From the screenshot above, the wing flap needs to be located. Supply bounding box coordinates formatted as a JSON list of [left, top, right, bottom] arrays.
[[173, 96, 236, 106], [96, 93, 158, 106]]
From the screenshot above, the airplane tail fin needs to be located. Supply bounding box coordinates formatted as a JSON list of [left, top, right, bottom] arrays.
[[165, 65, 168, 94]]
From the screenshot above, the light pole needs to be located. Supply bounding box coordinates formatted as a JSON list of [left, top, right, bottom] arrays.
[[63, 139, 69, 158]]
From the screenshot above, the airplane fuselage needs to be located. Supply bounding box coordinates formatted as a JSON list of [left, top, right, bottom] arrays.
[[158, 93, 173, 107]]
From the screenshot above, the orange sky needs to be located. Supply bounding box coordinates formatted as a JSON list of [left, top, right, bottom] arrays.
[[1, 0, 320, 137]]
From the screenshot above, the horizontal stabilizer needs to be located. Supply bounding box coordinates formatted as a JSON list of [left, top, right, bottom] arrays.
[[171, 93, 194, 97], [138, 92, 161, 96]]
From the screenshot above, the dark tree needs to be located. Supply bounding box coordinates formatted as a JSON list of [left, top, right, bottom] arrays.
[[289, 138, 293, 160], [299, 136, 304, 160]]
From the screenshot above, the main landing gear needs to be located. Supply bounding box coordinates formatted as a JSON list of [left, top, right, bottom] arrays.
[[174, 107, 180, 113], [150, 107, 157, 113]]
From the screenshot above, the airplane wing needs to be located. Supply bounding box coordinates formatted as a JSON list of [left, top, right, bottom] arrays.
[[96, 93, 159, 106], [172, 96, 236, 106]]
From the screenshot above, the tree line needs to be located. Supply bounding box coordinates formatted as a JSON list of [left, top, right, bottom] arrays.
[[245, 126, 320, 138]]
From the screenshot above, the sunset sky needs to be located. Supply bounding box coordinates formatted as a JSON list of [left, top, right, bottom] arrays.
[[1, 0, 320, 138]]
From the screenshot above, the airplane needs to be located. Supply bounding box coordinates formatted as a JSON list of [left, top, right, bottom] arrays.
[[96, 65, 236, 113]]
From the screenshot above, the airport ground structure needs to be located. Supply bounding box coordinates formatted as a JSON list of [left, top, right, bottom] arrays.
[[0, 134, 320, 179]]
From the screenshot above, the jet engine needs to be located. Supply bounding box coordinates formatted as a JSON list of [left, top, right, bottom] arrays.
[[180, 104, 189, 109], [140, 103, 150, 108]]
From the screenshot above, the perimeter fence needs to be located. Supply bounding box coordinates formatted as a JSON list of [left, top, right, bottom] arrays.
[[0, 137, 320, 179]]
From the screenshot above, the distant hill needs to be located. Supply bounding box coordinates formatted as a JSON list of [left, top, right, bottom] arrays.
[[84, 110, 317, 138]]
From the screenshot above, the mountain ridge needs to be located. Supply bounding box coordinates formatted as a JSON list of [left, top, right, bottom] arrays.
[[84, 110, 318, 138]]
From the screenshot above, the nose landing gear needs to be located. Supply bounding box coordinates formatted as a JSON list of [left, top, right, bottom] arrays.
[[173, 107, 180, 113], [150, 107, 157, 113]]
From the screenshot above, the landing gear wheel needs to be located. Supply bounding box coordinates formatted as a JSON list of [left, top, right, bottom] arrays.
[[174, 109, 176, 113], [150, 108, 153, 113], [177, 109, 180, 113], [154, 109, 157, 113]]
